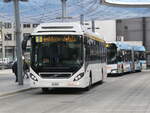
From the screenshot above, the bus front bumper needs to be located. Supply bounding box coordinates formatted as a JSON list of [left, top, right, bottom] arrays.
[[30, 78, 88, 88]]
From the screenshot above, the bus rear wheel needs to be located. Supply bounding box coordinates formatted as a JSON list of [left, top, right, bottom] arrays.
[[100, 68, 104, 84]]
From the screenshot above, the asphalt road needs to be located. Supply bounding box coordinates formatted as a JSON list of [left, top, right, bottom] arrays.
[[0, 71, 150, 113]]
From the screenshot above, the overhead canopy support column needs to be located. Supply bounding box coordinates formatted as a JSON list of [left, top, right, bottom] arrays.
[[61, 0, 67, 22]]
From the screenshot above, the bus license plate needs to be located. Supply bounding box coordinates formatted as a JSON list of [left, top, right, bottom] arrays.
[[52, 82, 59, 86]]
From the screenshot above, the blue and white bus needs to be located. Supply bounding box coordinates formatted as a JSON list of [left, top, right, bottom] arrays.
[[22, 22, 107, 92], [106, 42, 133, 75], [106, 42, 146, 75]]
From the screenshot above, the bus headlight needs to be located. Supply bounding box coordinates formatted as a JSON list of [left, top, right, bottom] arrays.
[[30, 73, 38, 81], [111, 69, 117, 73], [74, 73, 84, 81]]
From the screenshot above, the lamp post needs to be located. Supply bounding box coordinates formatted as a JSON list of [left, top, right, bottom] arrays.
[[3, 0, 28, 85], [61, 0, 67, 22], [80, 14, 84, 25], [56, 0, 72, 22], [0, 22, 4, 69]]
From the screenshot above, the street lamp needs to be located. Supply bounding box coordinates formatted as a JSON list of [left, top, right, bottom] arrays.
[[0, 22, 5, 69], [3, 0, 28, 85], [61, 0, 67, 22]]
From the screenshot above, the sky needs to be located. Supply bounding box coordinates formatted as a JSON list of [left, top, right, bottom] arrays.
[[0, 0, 150, 23]]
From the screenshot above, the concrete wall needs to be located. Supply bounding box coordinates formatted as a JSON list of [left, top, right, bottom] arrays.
[[83, 20, 116, 42], [116, 18, 143, 41], [95, 20, 116, 42]]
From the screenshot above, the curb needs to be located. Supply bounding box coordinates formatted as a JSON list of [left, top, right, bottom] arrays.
[[0, 69, 13, 75], [142, 70, 150, 72], [0, 87, 32, 97]]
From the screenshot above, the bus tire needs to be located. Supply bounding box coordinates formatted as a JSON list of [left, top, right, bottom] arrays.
[[42, 88, 49, 93], [139, 63, 142, 72], [100, 68, 104, 84], [120, 64, 124, 75], [84, 73, 92, 91]]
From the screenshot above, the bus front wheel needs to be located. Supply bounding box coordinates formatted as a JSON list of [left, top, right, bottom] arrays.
[[84, 75, 92, 91]]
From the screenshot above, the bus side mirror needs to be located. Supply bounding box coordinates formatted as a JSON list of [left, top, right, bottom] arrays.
[[22, 35, 31, 52]]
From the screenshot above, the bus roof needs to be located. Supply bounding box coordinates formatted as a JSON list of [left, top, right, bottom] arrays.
[[85, 32, 105, 43], [108, 42, 132, 50], [132, 45, 146, 51], [31, 22, 105, 43], [32, 22, 84, 35], [107, 42, 146, 51]]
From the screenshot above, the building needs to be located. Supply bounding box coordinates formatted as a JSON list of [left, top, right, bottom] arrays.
[[116, 17, 150, 67], [82, 20, 116, 42], [0, 22, 39, 61]]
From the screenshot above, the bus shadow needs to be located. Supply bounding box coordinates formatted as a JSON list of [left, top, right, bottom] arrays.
[[107, 74, 124, 77], [91, 81, 105, 89], [107, 71, 137, 77], [38, 88, 86, 95]]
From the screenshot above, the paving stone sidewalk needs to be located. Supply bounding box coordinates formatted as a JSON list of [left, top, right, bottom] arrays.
[[0, 69, 31, 97]]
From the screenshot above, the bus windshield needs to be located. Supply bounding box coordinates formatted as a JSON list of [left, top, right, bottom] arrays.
[[31, 35, 83, 72], [107, 44, 117, 64]]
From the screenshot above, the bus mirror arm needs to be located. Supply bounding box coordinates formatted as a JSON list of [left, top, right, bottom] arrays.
[[22, 35, 31, 52], [84, 38, 87, 47]]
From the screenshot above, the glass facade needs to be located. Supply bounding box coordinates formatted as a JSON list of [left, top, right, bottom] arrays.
[[5, 46, 15, 60]]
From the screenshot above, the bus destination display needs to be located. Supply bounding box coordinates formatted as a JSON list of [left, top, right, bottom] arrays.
[[35, 36, 77, 43]]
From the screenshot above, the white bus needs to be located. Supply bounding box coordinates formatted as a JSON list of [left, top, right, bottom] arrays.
[[22, 23, 107, 92]]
